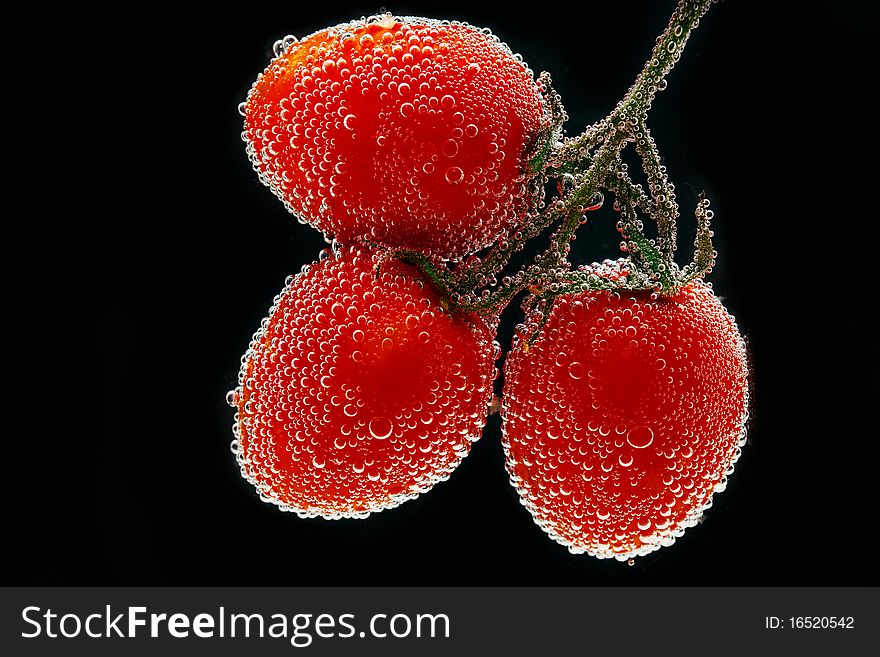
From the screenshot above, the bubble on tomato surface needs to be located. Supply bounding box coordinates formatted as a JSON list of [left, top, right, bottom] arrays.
[[229, 247, 499, 518], [627, 425, 654, 449], [501, 268, 749, 561], [240, 14, 547, 261], [445, 166, 465, 185]]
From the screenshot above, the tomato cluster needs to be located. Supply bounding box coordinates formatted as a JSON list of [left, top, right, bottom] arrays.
[[231, 11, 749, 562]]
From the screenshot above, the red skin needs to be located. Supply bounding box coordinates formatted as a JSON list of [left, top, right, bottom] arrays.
[[502, 281, 749, 559], [243, 16, 545, 260], [232, 248, 498, 517]]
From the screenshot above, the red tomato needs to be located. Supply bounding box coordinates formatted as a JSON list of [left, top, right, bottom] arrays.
[[502, 280, 749, 559], [242, 15, 545, 260], [231, 248, 498, 517]]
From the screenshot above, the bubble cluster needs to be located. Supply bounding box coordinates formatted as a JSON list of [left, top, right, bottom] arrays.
[[229, 248, 498, 518], [242, 14, 546, 260], [501, 279, 749, 560]]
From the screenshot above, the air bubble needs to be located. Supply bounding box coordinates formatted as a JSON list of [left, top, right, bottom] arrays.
[[445, 166, 464, 184], [340, 32, 356, 49], [442, 139, 459, 157], [369, 416, 393, 440], [627, 426, 654, 449]]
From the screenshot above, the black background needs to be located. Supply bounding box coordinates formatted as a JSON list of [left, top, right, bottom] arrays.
[[12, 1, 879, 585]]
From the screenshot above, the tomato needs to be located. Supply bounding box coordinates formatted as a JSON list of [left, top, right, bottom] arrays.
[[242, 15, 546, 260], [230, 248, 498, 517], [502, 281, 749, 559]]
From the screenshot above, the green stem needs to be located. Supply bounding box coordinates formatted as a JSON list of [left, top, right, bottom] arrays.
[[555, 0, 713, 166], [424, 0, 716, 314], [615, 190, 677, 292], [603, 165, 654, 215], [454, 205, 563, 293], [380, 249, 458, 299], [632, 120, 678, 260], [680, 193, 716, 283], [619, 0, 713, 116]]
